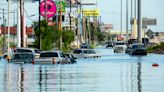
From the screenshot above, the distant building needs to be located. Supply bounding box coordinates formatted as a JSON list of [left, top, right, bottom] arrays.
[[0, 27, 35, 48]]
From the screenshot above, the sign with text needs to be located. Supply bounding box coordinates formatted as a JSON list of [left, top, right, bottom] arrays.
[[82, 9, 100, 17], [142, 18, 157, 26]]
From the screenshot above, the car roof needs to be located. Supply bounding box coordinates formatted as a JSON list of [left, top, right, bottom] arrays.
[[41, 51, 62, 53], [14, 52, 34, 54]]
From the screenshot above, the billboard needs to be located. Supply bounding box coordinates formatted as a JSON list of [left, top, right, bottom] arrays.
[[81, 9, 100, 17], [142, 18, 157, 26]]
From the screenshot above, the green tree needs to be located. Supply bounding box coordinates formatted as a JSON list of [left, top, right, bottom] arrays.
[[95, 31, 105, 44], [62, 30, 75, 51], [33, 20, 61, 50]]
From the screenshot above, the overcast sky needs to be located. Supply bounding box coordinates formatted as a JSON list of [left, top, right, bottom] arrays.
[[0, 0, 164, 32]]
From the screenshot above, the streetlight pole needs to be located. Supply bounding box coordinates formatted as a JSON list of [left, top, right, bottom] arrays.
[[137, 0, 142, 43], [7, 0, 10, 55]]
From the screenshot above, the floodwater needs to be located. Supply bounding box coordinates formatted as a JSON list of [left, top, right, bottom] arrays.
[[0, 47, 164, 92]]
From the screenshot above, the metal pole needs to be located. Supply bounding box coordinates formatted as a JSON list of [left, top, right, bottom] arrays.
[[131, 0, 133, 37], [7, 0, 10, 54], [69, 0, 72, 30], [137, 0, 142, 43], [20, 0, 23, 47], [3, 9, 4, 27], [17, 0, 21, 47], [2, 9, 5, 51], [13, 11, 15, 26], [126, 0, 129, 41], [120, 0, 123, 35], [39, 0, 41, 49], [45, 0, 47, 22], [59, 0, 62, 50], [134, 0, 137, 18]]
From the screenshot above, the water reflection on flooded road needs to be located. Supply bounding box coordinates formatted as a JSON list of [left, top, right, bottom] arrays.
[[0, 48, 164, 92]]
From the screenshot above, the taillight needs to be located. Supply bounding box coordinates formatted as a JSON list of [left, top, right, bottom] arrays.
[[32, 59, 35, 64], [52, 58, 56, 64]]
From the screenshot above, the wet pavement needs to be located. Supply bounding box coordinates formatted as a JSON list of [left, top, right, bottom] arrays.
[[0, 47, 164, 92]]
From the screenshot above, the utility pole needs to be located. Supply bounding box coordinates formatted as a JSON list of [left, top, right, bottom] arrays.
[[137, 0, 142, 43], [13, 11, 16, 26], [134, 0, 137, 18], [45, 0, 47, 22], [2, 9, 5, 51], [7, 0, 10, 55], [59, 0, 62, 50], [69, 0, 72, 30], [131, 0, 133, 37], [39, 0, 41, 49], [120, 0, 123, 35], [3, 9, 5, 27], [20, 0, 23, 47], [17, 0, 21, 47], [126, 0, 129, 41]]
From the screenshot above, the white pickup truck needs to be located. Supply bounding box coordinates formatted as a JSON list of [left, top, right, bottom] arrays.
[[34, 51, 71, 64]]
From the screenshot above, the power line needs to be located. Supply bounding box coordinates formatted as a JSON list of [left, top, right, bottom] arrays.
[[24, 7, 38, 22]]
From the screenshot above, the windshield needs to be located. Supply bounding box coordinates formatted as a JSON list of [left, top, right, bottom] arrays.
[[83, 50, 96, 54], [132, 44, 145, 49], [14, 49, 33, 53], [13, 54, 34, 59], [40, 52, 58, 57]]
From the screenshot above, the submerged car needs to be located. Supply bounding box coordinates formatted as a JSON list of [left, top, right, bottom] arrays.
[[10, 53, 34, 64], [34, 51, 71, 64], [81, 45, 93, 49], [64, 53, 77, 63], [72, 49, 100, 59], [13, 48, 41, 58], [113, 46, 125, 53], [125, 46, 131, 54], [129, 43, 147, 55]]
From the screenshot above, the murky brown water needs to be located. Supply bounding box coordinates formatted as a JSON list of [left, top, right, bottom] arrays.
[[0, 48, 164, 92]]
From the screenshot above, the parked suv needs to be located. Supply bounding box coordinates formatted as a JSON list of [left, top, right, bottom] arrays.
[[13, 48, 41, 58], [129, 43, 147, 55], [34, 51, 71, 64]]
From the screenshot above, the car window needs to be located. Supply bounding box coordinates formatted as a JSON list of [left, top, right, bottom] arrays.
[[59, 52, 65, 58], [83, 50, 96, 54], [132, 45, 145, 49], [34, 50, 41, 54], [13, 54, 34, 59], [64, 54, 70, 58], [14, 49, 33, 53], [73, 50, 82, 54], [40, 52, 58, 57]]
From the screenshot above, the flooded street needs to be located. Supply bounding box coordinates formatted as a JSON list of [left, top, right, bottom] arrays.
[[0, 47, 164, 92]]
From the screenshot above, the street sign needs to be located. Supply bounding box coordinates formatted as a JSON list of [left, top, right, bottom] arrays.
[[146, 29, 154, 38], [40, 0, 57, 18], [55, 1, 67, 12], [142, 18, 157, 26]]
